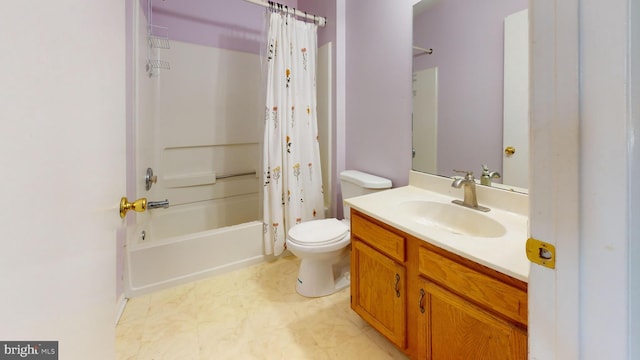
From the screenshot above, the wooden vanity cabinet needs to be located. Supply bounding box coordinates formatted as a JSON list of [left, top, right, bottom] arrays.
[[416, 242, 528, 360], [350, 209, 528, 360], [350, 211, 407, 350], [416, 277, 527, 359]]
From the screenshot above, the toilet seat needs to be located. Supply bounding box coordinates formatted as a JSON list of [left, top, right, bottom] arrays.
[[288, 218, 349, 246]]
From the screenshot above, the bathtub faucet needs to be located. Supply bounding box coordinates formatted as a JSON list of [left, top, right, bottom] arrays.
[[148, 199, 170, 209]]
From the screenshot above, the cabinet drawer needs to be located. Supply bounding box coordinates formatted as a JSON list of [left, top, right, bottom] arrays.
[[351, 211, 405, 263], [418, 246, 527, 326]]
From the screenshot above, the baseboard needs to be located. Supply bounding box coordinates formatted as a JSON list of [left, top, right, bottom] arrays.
[[116, 294, 128, 325]]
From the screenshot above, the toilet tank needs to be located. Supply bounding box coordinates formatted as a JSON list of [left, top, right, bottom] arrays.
[[340, 170, 392, 219]]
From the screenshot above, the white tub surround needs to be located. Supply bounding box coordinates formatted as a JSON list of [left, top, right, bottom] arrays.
[[345, 171, 529, 282], [125, 221, 264, 297]]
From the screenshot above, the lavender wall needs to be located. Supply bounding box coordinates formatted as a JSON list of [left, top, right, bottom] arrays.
[[150, 0, 296, 53], [345, 0, 413, 188], [413, 0, 527, 177], [299, 0, 335, 47]]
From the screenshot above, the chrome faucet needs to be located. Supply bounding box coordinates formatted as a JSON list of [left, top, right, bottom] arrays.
[[451, 171, 490, 212], [480, 164, 501, 186], [147, 199, 170, 209]]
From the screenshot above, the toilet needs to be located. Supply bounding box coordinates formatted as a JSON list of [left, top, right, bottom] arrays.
[[287, 170, 392, 297]]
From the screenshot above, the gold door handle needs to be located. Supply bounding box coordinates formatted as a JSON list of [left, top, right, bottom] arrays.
[[119, 197, 147, 218], [504, 146, 516, 156]]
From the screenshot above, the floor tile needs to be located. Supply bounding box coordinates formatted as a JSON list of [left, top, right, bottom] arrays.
[[116, 256, 408, 359]]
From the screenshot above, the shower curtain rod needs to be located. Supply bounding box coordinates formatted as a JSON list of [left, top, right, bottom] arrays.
[[243, 0, 327, 27], [413, 46, 433, 56]]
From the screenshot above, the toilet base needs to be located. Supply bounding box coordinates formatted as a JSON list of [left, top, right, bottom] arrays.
[[295, 250, 350, 297]]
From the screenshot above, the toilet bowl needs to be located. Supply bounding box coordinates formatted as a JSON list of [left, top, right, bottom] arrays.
[[286, 170, 392, 297], [287, 218, 351, 297]]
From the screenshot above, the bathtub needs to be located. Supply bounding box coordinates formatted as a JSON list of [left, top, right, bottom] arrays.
[[124, 196, 265, 297], [127, 5, 271, 297], [125, 18, 332, 297]]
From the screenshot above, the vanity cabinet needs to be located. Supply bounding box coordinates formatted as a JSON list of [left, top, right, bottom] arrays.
[[349, 209, 528, 359], [350, 211, 407, 350], [416, 278, 527, 359], [416, 243, 528, 360]]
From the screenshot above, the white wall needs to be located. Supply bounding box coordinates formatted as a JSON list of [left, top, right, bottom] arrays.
[[148, 41, 261, 209]]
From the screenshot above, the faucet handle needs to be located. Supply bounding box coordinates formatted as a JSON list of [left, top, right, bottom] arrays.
[[453, 169, 475, 180]]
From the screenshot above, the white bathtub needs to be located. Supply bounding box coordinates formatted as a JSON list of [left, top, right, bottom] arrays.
[[124, 197, 265, 297], [125, 29, 333, 298]]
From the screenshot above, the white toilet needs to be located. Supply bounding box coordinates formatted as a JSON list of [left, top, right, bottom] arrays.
[[287, 170, 392, 297]]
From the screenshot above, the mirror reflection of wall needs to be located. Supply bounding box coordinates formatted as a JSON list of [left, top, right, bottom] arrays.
[[502, 9, 529, 189], [412, 0, 528, 189]]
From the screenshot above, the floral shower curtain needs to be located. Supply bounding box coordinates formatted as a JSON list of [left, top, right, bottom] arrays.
[[262, 11, 324, 256]]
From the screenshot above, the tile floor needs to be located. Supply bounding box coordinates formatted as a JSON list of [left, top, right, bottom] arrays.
[[116, 256, 409, 359]]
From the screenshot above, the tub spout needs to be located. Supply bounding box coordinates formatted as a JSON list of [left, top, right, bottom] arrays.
[[148, 199, 170, 209]]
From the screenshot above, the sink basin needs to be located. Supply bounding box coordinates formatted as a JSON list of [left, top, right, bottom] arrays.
[[396, 200, 506, 238]]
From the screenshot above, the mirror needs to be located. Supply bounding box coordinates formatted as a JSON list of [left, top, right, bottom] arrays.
[[412, 0, 529, 190]]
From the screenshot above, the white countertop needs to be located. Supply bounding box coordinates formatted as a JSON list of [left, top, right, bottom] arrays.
[[345, 184, 530, 282]]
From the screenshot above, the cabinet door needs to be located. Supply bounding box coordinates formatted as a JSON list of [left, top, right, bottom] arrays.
[[351, 239, 406, 349], [417, 278, 527, 360]]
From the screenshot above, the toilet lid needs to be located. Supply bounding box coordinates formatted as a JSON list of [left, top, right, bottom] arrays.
[[288, 218, 349, 245]]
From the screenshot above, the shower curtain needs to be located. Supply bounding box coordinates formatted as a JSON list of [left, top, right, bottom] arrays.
[[262, 11, 324, 256]]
